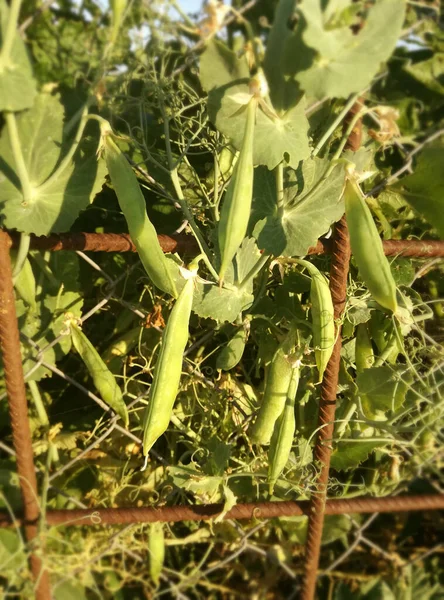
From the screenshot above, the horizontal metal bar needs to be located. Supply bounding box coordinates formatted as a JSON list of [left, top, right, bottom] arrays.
[[5, 231, 444, 258], [1, 495, 442, 528]]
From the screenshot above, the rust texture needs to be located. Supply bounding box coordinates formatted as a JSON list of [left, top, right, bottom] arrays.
[[0, 232, 51, 600], [302, 215, 351, 600], [0, 495, 442, 529], [341, 97, 364, 152], [7, 230, 198, 254], [6, 230, 444, 258]]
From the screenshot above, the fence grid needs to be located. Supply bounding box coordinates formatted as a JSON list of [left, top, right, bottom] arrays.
[[1, 228, 444, 600]]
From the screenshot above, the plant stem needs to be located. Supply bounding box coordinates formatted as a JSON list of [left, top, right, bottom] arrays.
[[5, 111, 33, 203], [0, 0, 22, 65], [335, 399, 357, 439], [11, 233, 30, 281], [275, 161, 284, 216], [331, 107, 369, 162], [170, 168, 219, 282], [28, 380, 49, 427], [312, 93, 361, 158], [160, 97, 219, 281], [238, 252, 270, 291]]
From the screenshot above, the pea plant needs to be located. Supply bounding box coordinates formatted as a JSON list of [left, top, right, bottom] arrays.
[[1, 0, 443, 597]]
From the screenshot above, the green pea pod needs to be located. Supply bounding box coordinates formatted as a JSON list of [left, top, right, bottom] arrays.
[[344, 178, 398, 313], [268, 366, 299, 494], [216, 321, 249, 371], [13, 256, 36, 310], [355, 323, 374, 373], [149, 522, 165, 586], [142, 268, 195, 455], [218, 98, 256, 282], [296, 259, 335, 383], [103, 129, 177, 298], [102, 326, 142, 364], [70, 321, 129, 426], [250, 330, 296, 445]]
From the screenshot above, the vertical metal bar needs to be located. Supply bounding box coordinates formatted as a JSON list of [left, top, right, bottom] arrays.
[[301, 215, 351, 599], [0, 231, 51, 599]]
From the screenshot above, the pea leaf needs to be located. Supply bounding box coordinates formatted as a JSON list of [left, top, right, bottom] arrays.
[[284, 0, 405, 99], [357, 366, 411, 417], [200, 40, 310, 169], [263, 0, 300, 111], [199, 38, 250, 92], [321, 515, 352, 545], [252, 159, 345, 256], [403, 53, 444, 97], [330, 440, 385, 471], [0, 92, 106, 235], [393, 144, 444, 239], [0, 0, 37, 111], [192, 238, 259, 323]]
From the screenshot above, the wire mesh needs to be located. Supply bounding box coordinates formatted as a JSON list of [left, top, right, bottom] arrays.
[[1, 229, 444, 600]]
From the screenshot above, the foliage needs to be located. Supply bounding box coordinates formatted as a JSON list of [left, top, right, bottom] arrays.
[[0, 0, 443, 598]]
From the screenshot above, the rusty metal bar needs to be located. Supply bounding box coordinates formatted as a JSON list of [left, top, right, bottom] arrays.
[[0, 232, 51, 600], [302, 215, 351, 600], [0, 495, 442, 529], [5, 231, 444, 258], [7, 230, 198, 254]]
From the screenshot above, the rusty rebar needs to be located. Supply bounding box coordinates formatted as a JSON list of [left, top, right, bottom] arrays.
[[0, 232, 51, 600], [301, 215, 351, 600], [7, 230, 198, 254], [0, 495, 442, 529], [5, 231, 444, 258]]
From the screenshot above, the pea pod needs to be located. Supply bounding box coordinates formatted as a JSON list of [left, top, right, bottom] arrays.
[[296, 259, 335, 383], [268, 366, 300, 494], [216, 320, 249, 371], [218, 98, 256, 282], [102, 127, 177, 298], [344, 178, 398, 313], [102, 326, 142, 364], [142, 268, 195, 455], [69, 321, 129, 426], [149, 523, 165, 586], [250, 330, 296, 445], [355, 323, 374, 373]]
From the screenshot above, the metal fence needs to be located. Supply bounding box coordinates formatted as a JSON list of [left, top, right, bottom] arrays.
[[1, 227, 443, 600]]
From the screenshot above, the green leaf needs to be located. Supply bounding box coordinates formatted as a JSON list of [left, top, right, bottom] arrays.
[[252, 159, 345, 256], [393, 144, 444, 239], [330, 439, 384, 471], [321, 514, 352, 545], [346, 297, 371, 325], [192, 238, 258, 323], [193, 283, 253, 324], [0, 528, 26, 573], [0, 92, 106, 235], [53, 581, 89, 600], [200, 40, 310, 169], [285, 0, 405, 99], [263, 0, 300, 111], [199, 39, 250, 92], [403, 53, 444, 97], [210, 86, 310, 169], [357, 366, 411, 416], [203, 438, 232, 476], [0, 0, 37, 111]]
